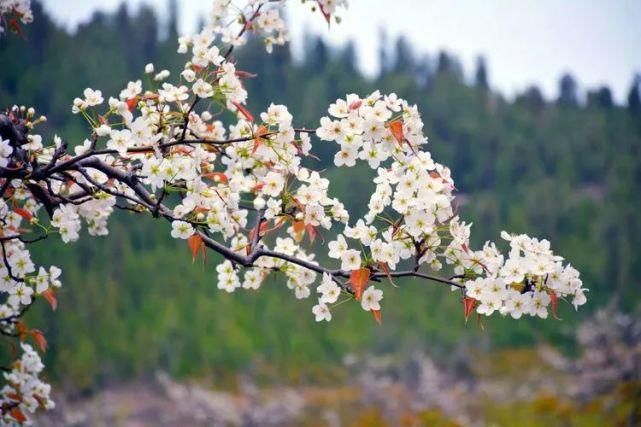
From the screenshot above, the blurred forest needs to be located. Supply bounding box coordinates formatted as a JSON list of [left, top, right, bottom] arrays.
[[1, 1, 640, 397]]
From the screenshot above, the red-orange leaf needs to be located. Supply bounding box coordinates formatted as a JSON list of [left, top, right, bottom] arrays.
[[232, 102, 254, 122], [477, 313, 485, 330], [31, 329, 47, 352], [187, 234, 204, 263], [13, 207, 32, 221], [305, 224, 318, 244], [378, 261, 390, 275], [16, 321, 28, 341], [388, 120, 404, 145], [463, 297, 477, 324], [42, 288, 57, 311], [371, 309, 382, 325], [292, 220, 306, 242], [253, 125, 269, 154], [9, 407, 27, 423], [8, 18, 23, 37], [350, 268, 371, 301], [249, 221, 270, 242], [6, 391, 21, 402], [126, 97, 139, 112], [549, 290, 562, 320], [378, 261, 398, 288]]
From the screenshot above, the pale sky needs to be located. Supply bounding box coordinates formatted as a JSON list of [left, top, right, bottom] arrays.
[[41, 0, 641, 103]]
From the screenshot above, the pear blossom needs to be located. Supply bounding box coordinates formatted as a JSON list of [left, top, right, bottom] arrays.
[[361, 286, 383, 311], [82, 88, 104, 107], [312, 303, 332, 322], [107, 129, 132, 154], [8, 283, 33, 307], [502, 290, 531, 319], [119, 80, 142, 100], [340, 249, 361, 271], [192, 78, 214, 98], [0, 138, 13, 167], [170, 220, 194, 239], [530, 291, 551, 318], [317, 273, 341, 304], [262, 171, 285, 197], [328, 235, 348, 258]]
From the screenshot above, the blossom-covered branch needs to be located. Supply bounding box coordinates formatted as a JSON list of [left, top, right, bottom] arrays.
[[0, 0, 586, 424]]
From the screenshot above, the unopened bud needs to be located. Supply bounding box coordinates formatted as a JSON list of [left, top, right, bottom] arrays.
[[95, 124, 111, 136], [154, 70, 170, 81], [254, 197, 266, 210]]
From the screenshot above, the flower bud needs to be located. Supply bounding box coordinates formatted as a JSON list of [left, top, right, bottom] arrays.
[[95, 124, 111, 137], [254, 197, 266, 210], [181, 69, 196, 82]]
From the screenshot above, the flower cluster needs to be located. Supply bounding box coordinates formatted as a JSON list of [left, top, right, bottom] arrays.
[[0, 166, 61, 426], [0, 204, 62, 306], [315, 92, 586, 322], [315, 92, 448, 319], [462, 232, 586, 319], [0, 344, 54, 423], [0, 0, 32, 34]]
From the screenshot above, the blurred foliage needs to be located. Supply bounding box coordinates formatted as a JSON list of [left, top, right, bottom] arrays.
[[1, 1, 640, 392]]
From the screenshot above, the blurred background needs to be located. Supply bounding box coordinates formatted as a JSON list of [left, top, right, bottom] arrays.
[[2, 0, 641, 425]]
